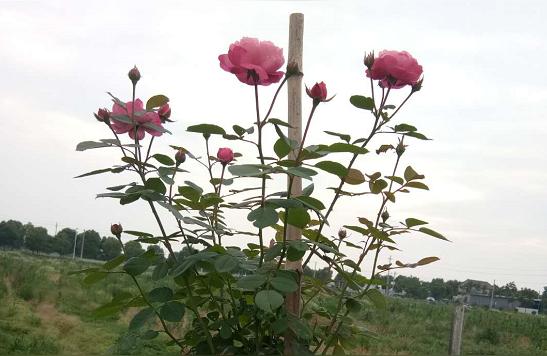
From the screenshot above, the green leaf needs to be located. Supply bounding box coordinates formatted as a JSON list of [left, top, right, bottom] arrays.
[[83, 271, 108, 285], [417, 256, 440, 266], [214, 255, 238, 273], [344, 225, 369, 236], [406, 131, 430, 140], [152, 154, 175, 166], [325, 143, 369, 154], [75, 168, 113, 178], [103, 255, 127, 271], [142, 330, 159, 340], [405, 181, 429, 190], [268, 118, 293, 127], [274, 138, 291, 159], [148, 287, 173, 303], [271, 276, 298, 294], [152, 262, 169, 281], [286, 207, 310, 229], [160, 301, 185, 322], [271, 318, 288, 334], [187, 123, 226, 135], [350, 95, 374, 110], [248, 207, 279, 228], [287, 240, 308, 261], [76, 141, 111, 151], [178, 186, 201, 202], [229, 164, 268, 177], [286, 166, 318, 180], [264, 243, 283, 261], [344, 168, 366, 185], [418, 227, 448, 241], [295, 196, 325, 211], [236, 274, 267, 290], [315, 161, 348, 178], [129, 307, 155, 330], [324, 130, 351, 143], [288, 315, 312, 340], [365, 289, 386, 309], [404, 166, 424, 181], [302, 183, 314, 196], [345, 298, 362, 313], [369, 179, 388, 194], [146, 95, 169, 110], [394, 123, 417, 132], [145, 178, 166, 195], [233, 125, 246, 136], [385, 175, 404, 185], [405, 218, 428, 228], [123, 257, 150, 276], [255, 290, 284, 313]]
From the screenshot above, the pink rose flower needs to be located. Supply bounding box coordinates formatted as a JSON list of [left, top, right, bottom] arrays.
[[110, 99, 163, 140], [366, 50, 423, 89], [217, 147, 234, 165], [219, 37, 285, 86], [306, 82, 328, 102]]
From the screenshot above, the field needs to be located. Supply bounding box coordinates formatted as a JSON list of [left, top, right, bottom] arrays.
[[0, 250, 546, 355]]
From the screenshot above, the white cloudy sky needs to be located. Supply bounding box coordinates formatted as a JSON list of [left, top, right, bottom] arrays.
[[1, 0, 546, 291]]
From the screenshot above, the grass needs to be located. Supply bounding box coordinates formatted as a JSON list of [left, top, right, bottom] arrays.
[[0, 250, 546, 355]]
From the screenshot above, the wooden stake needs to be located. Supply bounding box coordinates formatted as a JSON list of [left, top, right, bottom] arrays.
[[449, 299, 465, 355], [285, 12, 304, 355]]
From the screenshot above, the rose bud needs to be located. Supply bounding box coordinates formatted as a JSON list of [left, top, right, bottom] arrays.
[[269, 239, 276, 248], [111, 223, 123, 237], [94, 108, 110, 123], [128, 66, 141, 84], [217, 147, 234, 165], [158, 103, 171, 123], [381, 209, 390, 223], [338, 228, 347, 239], [175, 148, 186, 165], [364, 51, 375, 69], [411, 77, 424, 93]]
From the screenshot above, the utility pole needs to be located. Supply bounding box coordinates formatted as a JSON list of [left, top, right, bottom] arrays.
[[80, 230, 86, 259], [54, 222, 58, 236], [386, 256, 392, 296], [72, 228, 78, 259], [489, 279, 495, 309]]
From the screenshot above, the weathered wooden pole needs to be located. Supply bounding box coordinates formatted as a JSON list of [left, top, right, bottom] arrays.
[[285, 12, 304, 355], [449, 298, 465, 355]]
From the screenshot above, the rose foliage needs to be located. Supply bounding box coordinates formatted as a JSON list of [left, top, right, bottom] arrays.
[[75, 34, 446, 355]]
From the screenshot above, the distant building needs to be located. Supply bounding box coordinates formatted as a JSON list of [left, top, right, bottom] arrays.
[[457, 279, 520, 311]]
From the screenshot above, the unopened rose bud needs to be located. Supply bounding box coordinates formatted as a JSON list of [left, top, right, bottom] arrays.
[[128, 66, 141, 84], [411, 77, 423, 93], [396, 141, 406, 157], [111, 223, 123, 237], [94, 108, 110, 123], [158, 103, 171, 123], [364, 51, 375, 69], [217, 147, 234, 165], [338, 228, 347, 239], [269, 239, 275, 248], [175, 148, 186, 165], [381, 209, 390, 223], [306, 82, 328, 103]]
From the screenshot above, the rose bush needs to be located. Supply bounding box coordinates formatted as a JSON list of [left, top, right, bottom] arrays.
[[75, 33, 445, 355]]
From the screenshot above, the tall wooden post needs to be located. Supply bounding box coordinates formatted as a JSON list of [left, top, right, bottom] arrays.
[[449, 298, 465, 355], [285, 13, 304, 355]]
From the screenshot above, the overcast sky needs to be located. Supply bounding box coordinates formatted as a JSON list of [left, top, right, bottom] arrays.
[[1, 0, 546, 292]]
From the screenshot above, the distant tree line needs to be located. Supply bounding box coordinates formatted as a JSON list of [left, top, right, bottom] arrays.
[[0, 219, 162, 261]]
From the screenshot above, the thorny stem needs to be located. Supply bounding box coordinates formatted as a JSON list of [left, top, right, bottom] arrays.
[[318, 136, 405, 353], [254, 84, 266, 267]]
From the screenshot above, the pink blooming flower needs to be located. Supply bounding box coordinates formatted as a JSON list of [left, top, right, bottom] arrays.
[[366, 50, 423, 89], [217, 147, 234, 165], [110, 99, 163, 140], [219, 37, 285, 86], [306, 82, 328, 102]]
